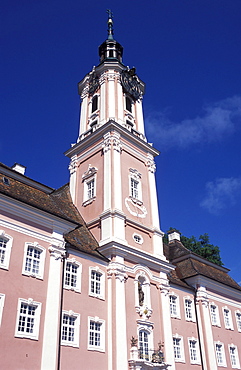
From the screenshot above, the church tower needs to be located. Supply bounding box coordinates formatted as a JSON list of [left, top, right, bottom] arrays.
[[65, 11, 174, 370], [66, 11, 165, 259]]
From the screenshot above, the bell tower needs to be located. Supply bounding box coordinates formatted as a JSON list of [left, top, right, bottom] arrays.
[[65, 10, 165, 259]]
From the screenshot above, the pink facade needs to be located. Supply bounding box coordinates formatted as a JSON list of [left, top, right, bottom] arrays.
[[0, 12, 241, 370]]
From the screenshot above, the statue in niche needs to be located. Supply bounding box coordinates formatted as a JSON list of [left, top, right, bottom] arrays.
[[138, 281, 144, 306]]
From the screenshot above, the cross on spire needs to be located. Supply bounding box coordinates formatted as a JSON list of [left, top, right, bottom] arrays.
[[107, 9, 114, 40]]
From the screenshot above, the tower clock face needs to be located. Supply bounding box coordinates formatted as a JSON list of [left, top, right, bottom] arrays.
[[121, 69, 142, 100]]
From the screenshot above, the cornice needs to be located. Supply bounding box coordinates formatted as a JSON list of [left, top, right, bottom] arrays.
[[0, 194, 79, 232], [98, 240, 174, 274], [65, 120, 159, 159]]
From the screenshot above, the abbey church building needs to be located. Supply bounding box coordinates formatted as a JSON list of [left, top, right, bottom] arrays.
[[0, 12, 241, 370]]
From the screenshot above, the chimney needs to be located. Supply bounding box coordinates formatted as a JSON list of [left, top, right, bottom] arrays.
[[11, 163, 26, 175], [167, 229, 181, 242]]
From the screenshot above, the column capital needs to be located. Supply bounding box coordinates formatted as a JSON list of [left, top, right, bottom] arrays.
[[48, 243, 66, 260], [159, 280, 170, 296], [196, 286, 209, 307], [107, 262, 128, 282]]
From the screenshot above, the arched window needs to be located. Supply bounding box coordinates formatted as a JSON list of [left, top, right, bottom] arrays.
[[92, 95, 98, 113], [125, 96, 132, 113]]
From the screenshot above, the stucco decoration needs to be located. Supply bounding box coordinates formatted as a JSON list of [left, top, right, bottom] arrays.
[[125, 197, 147, 218]]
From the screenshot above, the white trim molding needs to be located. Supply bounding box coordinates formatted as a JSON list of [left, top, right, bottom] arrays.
[[0, 230, 13, 270], [22, 242, 46, 280], [88, 316, 105, 352], [173, 334, 185, 363], [64, 258, 82, 293], [89, 266, 105, 300], [215, 341, 227, 367], [61, 310, 80, 348], [15, 298, 42, 340]]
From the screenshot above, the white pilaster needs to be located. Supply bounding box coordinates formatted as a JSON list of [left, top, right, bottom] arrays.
[[196, 286, 217, 370], [159, 278, 176, 370], [68, 155, 77, 203], [146, 154, 160, 229], [102, 133, 112, 211], [108, 261, 128, 370], [113, 132, 122, 211], [195, 299, 208, 370], [41, 242, 65, 370], [107, 274, 113, 370], [117, 77, 124, 125], [107, 71, 116, 119], [135, 99, 145, 135], [100, 74, 106, 125], [79, 93, 88, 137]]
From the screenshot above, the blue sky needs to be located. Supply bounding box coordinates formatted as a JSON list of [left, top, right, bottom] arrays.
[[1, 0, 241, 283]]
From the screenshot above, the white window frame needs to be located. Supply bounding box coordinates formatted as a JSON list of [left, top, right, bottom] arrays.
[[173, 334, 185, 363], [229, 344, 240, 369], [210, 302, 221, 327], [82, 165, 97, 206], [137, 322, 154, 362], [184, 296, 196, 322], [129, 168, 142, 203], [235, 310, 241, 332], [223, 306, 234, 330], [169, 293, 180, 319], [139, 329, 151, 361], [88, 316, 105, 352], [61, 310, 80, 348], [22, 242, 46, 280], [0, 230, 13, 270], [64, 258, 82, 293], [15, 298, 41, 340], [89, 267, 105, 300], [0, 293, 5, 326], [188, 337, 201, 365], [215, 341, 227, 367], [133, 233, 143, 245]]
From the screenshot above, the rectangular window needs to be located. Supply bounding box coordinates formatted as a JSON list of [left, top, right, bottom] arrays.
[[229, 345, 240, 368], [210, 304, 218, 325], [15, 299, 41, 340], [0, 238, 7, 265], [223, 307, 233, 330], [173, 338, 181, 359], [87, 179, 95, 199], [170, 295, 177, 317], [89, 267, 104, 299], [0, 233, 13, 270], [185, 299, 193, 320], [139, 330, 150, 361], [18, 303, 36, 334], [88, 317, 105, 352], [188, 338, 200, 364], [189, 340, 197, 361], [22, 243, 45, 279], [91, 270, 101, 295], [235, 312, 241, 332], [25, 246, 41, 274], [131, 178, 139, 199], [64, 260, 82, 292], [61, 312, 80, 347], [215, 343, 226, 366]]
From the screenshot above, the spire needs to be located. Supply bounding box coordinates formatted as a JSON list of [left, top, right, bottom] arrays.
[[98, 10, 123, 63], [107, 9, 114, 40]]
